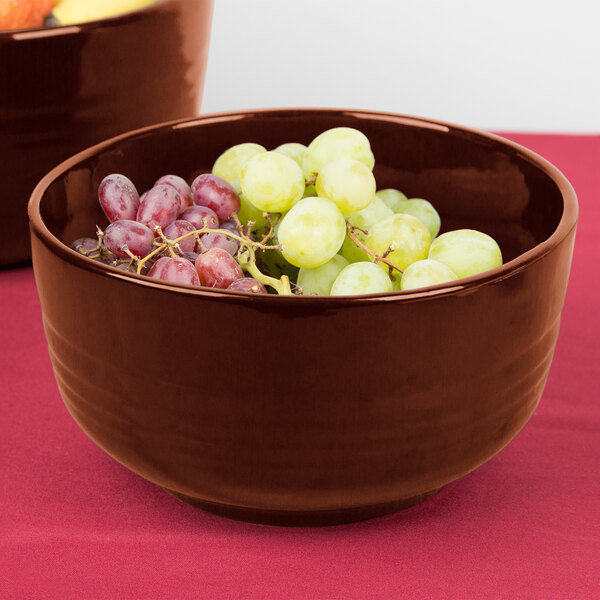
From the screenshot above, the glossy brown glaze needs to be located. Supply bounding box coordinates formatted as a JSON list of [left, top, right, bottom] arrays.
[[29, 109, 578, 526], [0, 0, 214, 265]]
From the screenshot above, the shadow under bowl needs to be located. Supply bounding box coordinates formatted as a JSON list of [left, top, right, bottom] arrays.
[[0, 0, 214, 266], [28, 108, 578, 526]]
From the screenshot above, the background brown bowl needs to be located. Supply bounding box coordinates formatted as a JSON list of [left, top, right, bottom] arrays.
[[0, 0, 214, 266], [29, 109, 578, 526]]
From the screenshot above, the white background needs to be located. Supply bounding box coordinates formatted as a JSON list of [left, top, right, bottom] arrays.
[[202, 0, 600, 133]]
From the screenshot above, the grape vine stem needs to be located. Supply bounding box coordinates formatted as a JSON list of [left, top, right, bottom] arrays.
[[345, 221, 404, 277]]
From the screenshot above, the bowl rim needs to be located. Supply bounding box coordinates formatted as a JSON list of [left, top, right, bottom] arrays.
[[0, 0, 172, 39], [28, 107, 579, 303]]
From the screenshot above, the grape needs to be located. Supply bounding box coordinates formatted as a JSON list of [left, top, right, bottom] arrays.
[[148, 256, 200, 286], [303, 183, 316, 198], [200, 230, 240, 256], [397, 198, 441, 240], [98, 174, 139, 222], [365, 213, 431, 272], [183, 251, 199, 264], [428, 229, 503, 278], [316, 159, 375, 213], [71, 237, 98, 254], [155, 175, 193, 211], [114, 263, 137, 273], [195, 248, 244, 289], [303, 127, 375, 180], [240, 151, 304, 213], [340, 234, 370, 264], [227, 278, 267, 294], [163, 219, 197, 253], [191, 174, 241, 221], [212, 143, 266, 183], [179, 205, 219, 230], [218, 220, 240, 233], [237, 193, 269, 230], [104, 220, 154, 258], [273, 142, 307, 168], [400, 259, 458, 291], [376, 188, 408, 213], [345, 194, 393, 230], [136, 184, 181, 233], [277, 197, 346, 269], [297, 254, 349, 295], [330, 262, 393, 296]]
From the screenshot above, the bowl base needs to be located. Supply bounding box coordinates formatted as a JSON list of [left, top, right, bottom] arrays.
[[162, 488, 440, 527]]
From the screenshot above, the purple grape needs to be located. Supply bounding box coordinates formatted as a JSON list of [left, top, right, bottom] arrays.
[[180, 205, 219, 230], [155, 175, 193, 211], [114, 263, 137, 273], [200, 230, 240, 256], [195, 248, 244, 289], [136, 184, 181, 233], [163, 219, 197, 253], [99, 174, 140, 222], [182, 251, 199, 263], [71, 237, 98, 253], [219, 220, 241, 233], [227, 278, 267, 294], [147, 256, 200, 286], [104, 220, 154, 258], [191, 173, 241, 221]]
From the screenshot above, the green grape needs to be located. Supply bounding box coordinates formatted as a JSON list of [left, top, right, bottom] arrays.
[[331, 262, 393, 296], [238, 192, 269, 230], [345, 195, 393, 230], [428, 229, 503, 279], [341, 234, 370, 264], [397, 198, 441, 240], [277, 197, 346, 268], [213, 143, 266, 183], [229, 178, 242, 195], [240, 151, 304, 213], [365, 213, 431, 273], [298, 254, 349, 295], [376, 188, 408, 213], [316, 159, 375, 213], [400, 259, 458, 291], [273, 143, 307, 168], [303, 183, 316, 197], [303, 127, 375, 180]]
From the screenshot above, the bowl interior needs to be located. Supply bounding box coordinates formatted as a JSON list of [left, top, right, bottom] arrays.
[[36, 109, 567, 272]]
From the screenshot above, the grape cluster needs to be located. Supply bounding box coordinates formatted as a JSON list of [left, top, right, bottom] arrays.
[[72, 127, 503, 295]]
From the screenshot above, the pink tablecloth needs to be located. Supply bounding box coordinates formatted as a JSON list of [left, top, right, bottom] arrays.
[[1, 134, 599, 599]]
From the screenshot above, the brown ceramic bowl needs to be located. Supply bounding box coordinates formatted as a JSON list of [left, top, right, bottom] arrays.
[[0, 0, 214, 266], [29, 109, 578, 526]]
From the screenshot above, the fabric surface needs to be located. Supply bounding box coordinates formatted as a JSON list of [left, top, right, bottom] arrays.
[[1, 134, 598, 599]]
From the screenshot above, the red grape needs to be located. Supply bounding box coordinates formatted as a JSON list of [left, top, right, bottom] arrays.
[[200, 230, 240, 256], [195, 248, 244, 289], [163, 219, 197, 253], [227, 278, 267, 293], [180, 205, 219, 230], [147, 256, 200, 286], [155, 174, 193, 211], [191, 173, 241, 221], [104, 220, 154, 258], [98, 174, 140, 223], [136, 184, 181, 233], [71, 237, 98, 253]]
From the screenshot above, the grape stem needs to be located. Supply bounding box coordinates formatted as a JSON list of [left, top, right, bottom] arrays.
[[109, 221, 292, 295], [345, 221, 404, 277]]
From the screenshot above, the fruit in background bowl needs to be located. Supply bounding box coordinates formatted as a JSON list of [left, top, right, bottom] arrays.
[[0, 0, 53, 30], [52, 0, 158, 25], [0, 0, 158, 30]]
